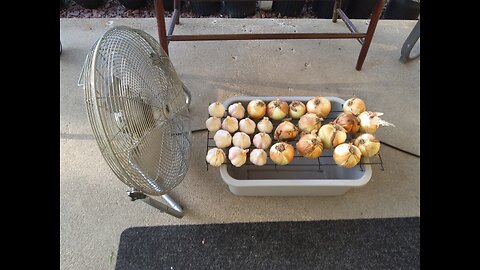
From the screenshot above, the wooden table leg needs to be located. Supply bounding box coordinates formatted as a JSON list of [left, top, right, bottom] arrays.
[[355, 0, 384, 71], [154, 0, 169, 55]]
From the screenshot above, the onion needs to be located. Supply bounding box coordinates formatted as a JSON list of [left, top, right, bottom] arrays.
[[228, 102, 245, 119], [253, 132, 272, 149], [289, 101, 306, 119], [296, 133, 323, 158], [274, 120, 299, 141], [334, 112, 360, 134], [358, 111, 395, 134], [267, 99, 289, 120], [354, 133, 381, 157], [206, 148, 226, 167], [247, 99, 267, 119], [213, 129, 232, 148], [208, 101, 225, 118], [343, 97, 366, 116], [232, 132, 251, 149], [317, 123, 347, 149], [257, 117, 274, 133], [221, 116, 239, 133], [269, 142, 295, 165], [333, 143, 362, 168], [298, 113, 322, 134], [250, 149, 267, 166], [228, 147, 249, 167], [205, 116, 221, 132], [239, 118, 256, 134], [306, 96, 331, 118]]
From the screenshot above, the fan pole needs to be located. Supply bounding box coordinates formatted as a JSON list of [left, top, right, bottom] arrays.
[[128, 189, 184, 218]]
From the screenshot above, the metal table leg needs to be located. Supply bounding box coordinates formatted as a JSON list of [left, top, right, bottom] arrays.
[[355, 0, 384, 71], [154, 0, 169, 55], [400, 19, 420, 63]]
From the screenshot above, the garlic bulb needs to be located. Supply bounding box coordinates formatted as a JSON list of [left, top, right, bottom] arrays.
[[257, 117, 274, 133], [232, 132, 251, 149], [334, 112, 360, 134], [296, 133, 323, 158], [205, 117, 221, 132], [221, 116, 239, 133], [306, 96, 331, 118], [208, 101, 225, 118], [333, 143, 362, 168], [298, 113, 322, 134], [253, 132, 272, 149], [214, 129, 232, 148], [228, 102, 245, 119], [228, 146, 249, 167], [206, 148, 226, 167], [239, 118, 256, 134], [274, 120, 299, 141], [247, 99, 267, 119], [289, 101, 306, 119], [354, 133, 381, 157], [343, 97, 366, 116], [358, 111, 395, 134], [250, 149, 267, 166], [317, 123, 347, 149], [267, 99, 289, 120], [269, 142, 295, 165]]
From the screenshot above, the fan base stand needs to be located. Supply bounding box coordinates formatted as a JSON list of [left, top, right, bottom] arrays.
[[128, 189, 184, 218], [183, 83, 191, 109]]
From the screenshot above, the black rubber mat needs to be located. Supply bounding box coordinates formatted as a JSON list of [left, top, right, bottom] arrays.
[[115, 217, 419, 269]]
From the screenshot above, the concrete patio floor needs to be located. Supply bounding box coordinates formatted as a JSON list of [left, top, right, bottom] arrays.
[[60, 18, 419, 269]]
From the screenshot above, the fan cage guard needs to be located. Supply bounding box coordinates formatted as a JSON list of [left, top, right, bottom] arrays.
[[81, 26, 191, 196]]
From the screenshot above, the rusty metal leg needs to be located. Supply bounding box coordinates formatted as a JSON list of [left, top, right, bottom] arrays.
[[355, 0, 384, 70], [332, 0, 342, 23], [174, 0, 180, 24], [154, 0, 169, 55]]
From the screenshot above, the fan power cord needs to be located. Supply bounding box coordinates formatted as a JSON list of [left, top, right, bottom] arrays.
[[380, 140, 420, 158], [192, 128, 420, 159], [192, 128, 208, 133]]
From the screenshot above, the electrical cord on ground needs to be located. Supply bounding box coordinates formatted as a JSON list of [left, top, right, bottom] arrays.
[[192, 128, 208, 133], [380, 140, 420, 158], [192, 128, 420, 159]]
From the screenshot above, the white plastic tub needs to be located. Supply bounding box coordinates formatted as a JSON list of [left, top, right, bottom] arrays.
[[218, 96, 372, 196]]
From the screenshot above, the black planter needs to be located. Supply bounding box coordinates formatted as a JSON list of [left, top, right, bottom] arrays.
[[163, 0, 173, 11], [384, 0, 420, 20], [73, 0, 105, 9], [118, 0, 147, 9], [190, 1, 221, 16], [345, 0, 377, 19], [312, 0, 349, 19], [272, 1, 305, 17], [224, 1, 257, 18]]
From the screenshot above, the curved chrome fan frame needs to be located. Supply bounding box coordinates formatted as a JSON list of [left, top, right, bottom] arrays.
[[79, 26, 192, 218]]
